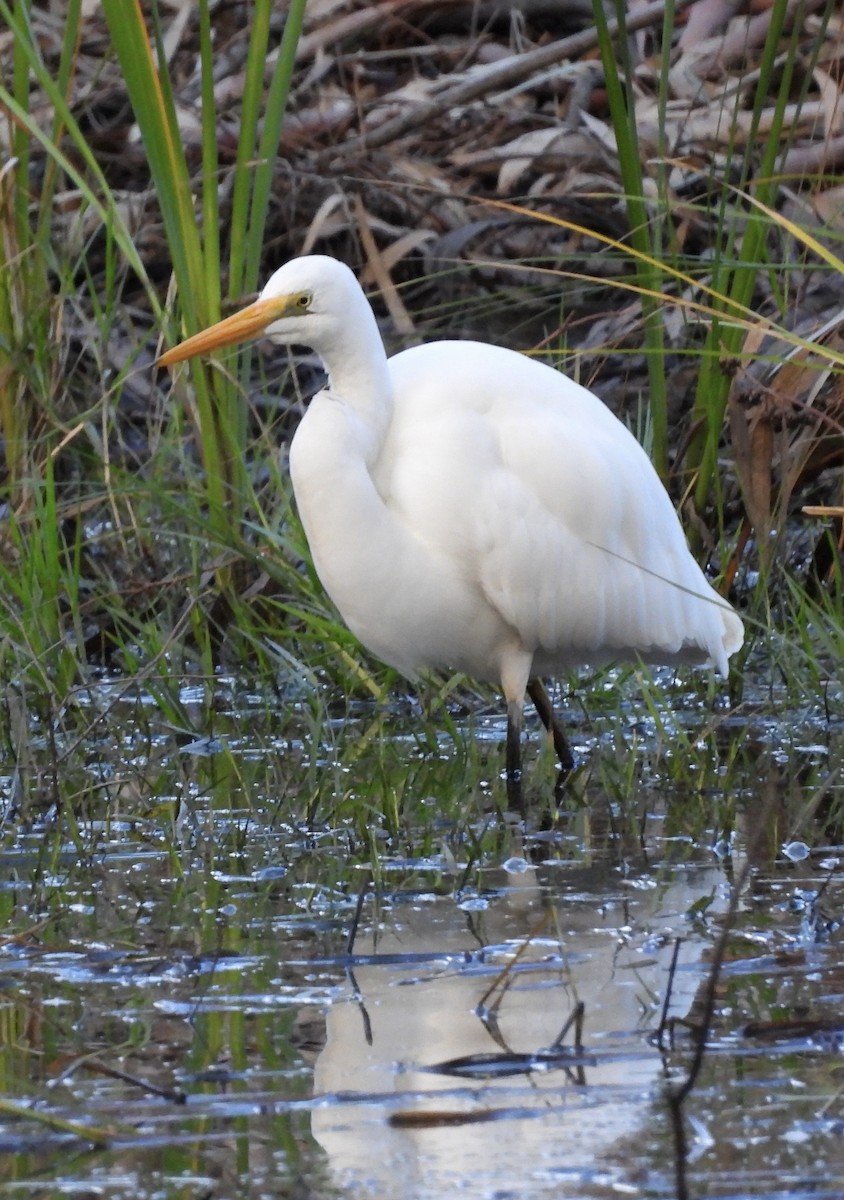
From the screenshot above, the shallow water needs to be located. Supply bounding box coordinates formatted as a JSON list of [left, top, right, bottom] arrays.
[[0, 677, 841, 1198]]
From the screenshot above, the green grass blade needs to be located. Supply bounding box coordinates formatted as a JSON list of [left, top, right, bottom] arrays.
[[591, 0, 670, 478], [228, 0, 274, 301], [228, 0, 307, 299], [243, 0, 308, 293], [100, 0, 207, 322], [198, 0, 221, 316]]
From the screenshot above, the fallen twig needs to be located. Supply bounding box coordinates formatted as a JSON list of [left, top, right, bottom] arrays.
[[333, 0, 695, 155]]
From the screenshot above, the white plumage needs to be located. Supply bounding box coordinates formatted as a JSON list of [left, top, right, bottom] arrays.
[[159, 255, 743, 783]]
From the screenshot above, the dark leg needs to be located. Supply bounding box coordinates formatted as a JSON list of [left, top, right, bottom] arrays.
[[506, 698, 523, 781], [527, 678, 575, 772], [505, 698, 524, 808]]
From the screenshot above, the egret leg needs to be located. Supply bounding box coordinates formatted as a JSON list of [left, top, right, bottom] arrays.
[[505, 698, 524, 783], [505, 697, 524, 808], [527, 679, 575, 773]]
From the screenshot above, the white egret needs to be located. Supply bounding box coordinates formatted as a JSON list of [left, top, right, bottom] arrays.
[[158, 255, 743, 786]]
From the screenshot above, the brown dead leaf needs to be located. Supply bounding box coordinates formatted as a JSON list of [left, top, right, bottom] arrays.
[[729, 385, 775, 561], [812, 65, 844, 137], [730, 321, 844, 561], [354, 197, 416, 335], [811, 181, 844, 231]]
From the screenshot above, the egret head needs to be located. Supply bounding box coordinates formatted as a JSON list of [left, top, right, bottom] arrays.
[[157, 255, 361, 367]]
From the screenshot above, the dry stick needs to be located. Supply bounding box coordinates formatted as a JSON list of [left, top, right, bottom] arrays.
[[655, 936, 684, 1051], [346, 869, 372, 956], [333, 0, 695, 156], [354, 195, 416, 334], [81, 1059, 187, 1105], [346, 870, 374, 1046], [549, 999, 585, 1054], [293, 0, 458, 64], [476, 909, 551, 1013], [668, 859, 752, 1200]]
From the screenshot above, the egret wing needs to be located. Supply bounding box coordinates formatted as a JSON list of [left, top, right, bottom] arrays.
[[383, 341, 737, 672]]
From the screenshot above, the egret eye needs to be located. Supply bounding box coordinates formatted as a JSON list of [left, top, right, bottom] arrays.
[[295, 293, 311, 311]]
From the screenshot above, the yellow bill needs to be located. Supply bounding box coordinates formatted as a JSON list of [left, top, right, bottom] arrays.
[[157, 295, 293, 367]]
